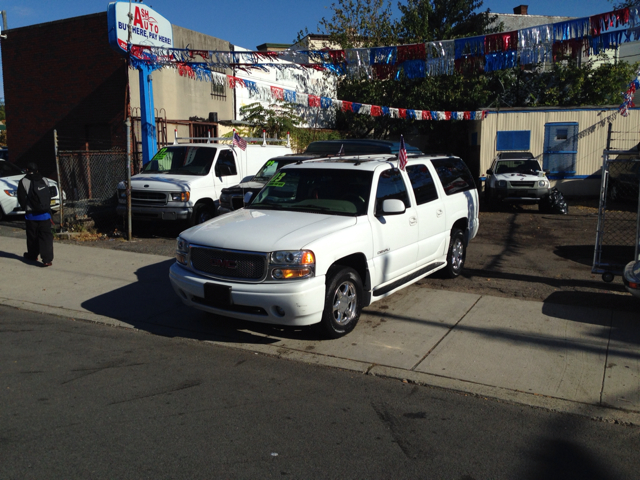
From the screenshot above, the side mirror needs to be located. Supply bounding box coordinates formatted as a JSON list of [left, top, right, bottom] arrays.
[[486, 169, 493, 175], [243, 191, 253, 205], [379, 198, 406, 216]]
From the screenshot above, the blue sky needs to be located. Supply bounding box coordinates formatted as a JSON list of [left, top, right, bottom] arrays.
[[0, 0, 617, 99]]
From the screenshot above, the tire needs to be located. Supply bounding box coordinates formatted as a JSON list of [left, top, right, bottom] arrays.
[[444, 228, 466, 278], [320, 266, 363, 339], [190, 203, 214, 226]]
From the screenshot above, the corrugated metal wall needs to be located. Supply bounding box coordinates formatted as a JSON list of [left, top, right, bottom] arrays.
[[478, 108, 640, 196]]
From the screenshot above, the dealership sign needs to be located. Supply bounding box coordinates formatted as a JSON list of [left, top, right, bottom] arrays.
[[107, 1, 173, 55]]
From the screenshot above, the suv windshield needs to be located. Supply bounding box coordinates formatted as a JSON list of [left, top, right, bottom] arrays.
[[250, 168, 373, 216], [495, 159, 542, 175], [141, 146, 217, 175], [253, 158, 299, 182]]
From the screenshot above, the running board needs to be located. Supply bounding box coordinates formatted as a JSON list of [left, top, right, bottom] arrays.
[[372, 262, 444, 297]]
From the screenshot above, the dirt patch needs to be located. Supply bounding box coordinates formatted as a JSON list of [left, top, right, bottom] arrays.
[[2, 198, 636, 312]]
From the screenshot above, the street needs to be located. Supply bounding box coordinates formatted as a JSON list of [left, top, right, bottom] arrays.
[[2, 305, 639, 479]]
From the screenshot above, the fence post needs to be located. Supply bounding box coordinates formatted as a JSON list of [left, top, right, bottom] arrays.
[[54, 130, 63, 231], [126, 117, 132, 242]]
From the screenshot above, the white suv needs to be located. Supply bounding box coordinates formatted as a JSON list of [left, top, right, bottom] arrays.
[[170, 154, 479, 338]]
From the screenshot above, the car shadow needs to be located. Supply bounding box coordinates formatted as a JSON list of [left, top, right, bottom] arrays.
[[80, 259, 324, 344]]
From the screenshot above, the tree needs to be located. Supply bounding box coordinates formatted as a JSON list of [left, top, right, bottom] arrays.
[[396, 0, 498, 43], [239, 102, 303, 139], [318, 0, 398, 48]]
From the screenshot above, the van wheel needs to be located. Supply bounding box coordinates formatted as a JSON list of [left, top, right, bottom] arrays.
[[190, 203, 214, 226], [320, 266, 363, 338], [444, 229, 466, 278]]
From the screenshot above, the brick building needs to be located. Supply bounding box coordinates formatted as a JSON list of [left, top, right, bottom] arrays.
[[1, 12, 233, 177]]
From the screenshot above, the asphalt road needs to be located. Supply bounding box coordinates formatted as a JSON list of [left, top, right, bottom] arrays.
[[2, 306, 639, 479]]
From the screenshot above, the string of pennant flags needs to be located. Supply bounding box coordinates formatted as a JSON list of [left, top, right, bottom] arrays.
[[128, 5, 640, 118]]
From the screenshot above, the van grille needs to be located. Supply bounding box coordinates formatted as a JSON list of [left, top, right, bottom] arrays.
[[131, 190, 167, 205], [190, 246, 267, 281]]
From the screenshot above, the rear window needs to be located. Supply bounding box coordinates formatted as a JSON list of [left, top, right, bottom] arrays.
[[431, 158, 476, 196]]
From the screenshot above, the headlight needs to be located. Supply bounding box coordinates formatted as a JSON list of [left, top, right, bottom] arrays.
[[175, 237, 189, 265], [497, 180, 507, 188], [269, 250, 315, 280], [3, 189, 17, 197], [171, 192, 190, 202], [538, 180, 548, 187]]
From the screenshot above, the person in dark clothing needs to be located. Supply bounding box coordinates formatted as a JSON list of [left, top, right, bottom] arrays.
[[17, 162, 54, 266]]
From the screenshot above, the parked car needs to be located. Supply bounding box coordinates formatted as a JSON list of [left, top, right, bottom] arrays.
[[484, 152, 552, 210], [218, 154, 317, 215], [608, 154, 640, 203], [217, 139, 423, 215], [623, 259, 640, 299], [303, 139, 423, 156], [116, 137, 292, 225], [170, 153, 479, 338], [0, 159, 65, 221]]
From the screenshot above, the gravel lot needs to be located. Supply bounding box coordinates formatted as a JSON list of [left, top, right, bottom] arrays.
[[2, 199, 637, 313]]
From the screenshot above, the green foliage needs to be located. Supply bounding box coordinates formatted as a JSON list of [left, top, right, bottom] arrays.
[[397, 0, 499, 43], [318, 0, 398, 48], [239, 102, 303, 139], [238, 101, 342, 152]]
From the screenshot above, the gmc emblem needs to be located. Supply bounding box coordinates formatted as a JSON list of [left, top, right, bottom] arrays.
[[211, 258, 237, 269]]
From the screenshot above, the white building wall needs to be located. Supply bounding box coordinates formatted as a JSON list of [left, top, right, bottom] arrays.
[[479, 107, 640, 196]]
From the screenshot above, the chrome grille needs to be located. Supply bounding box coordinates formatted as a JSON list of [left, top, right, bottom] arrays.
[[509, 181, 535, 188], [131, 190, 167, 205], [190, 246, 267, 280]]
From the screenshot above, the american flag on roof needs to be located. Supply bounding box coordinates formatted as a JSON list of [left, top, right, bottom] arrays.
[[398, 135, 408, 171], [233, 131, 247, 151], [338, 144, 344, 155]]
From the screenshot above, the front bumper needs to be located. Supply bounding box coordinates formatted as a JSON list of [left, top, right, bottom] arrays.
[[117, 204, 192, 221], [169, 263, 327, 326], [494, 186, 550, 203]]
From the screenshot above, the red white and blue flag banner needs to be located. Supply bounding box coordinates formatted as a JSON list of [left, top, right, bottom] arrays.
[[233, 131, 247, 150], [126, 6, 640, 117], [398, 135, 408, 171]]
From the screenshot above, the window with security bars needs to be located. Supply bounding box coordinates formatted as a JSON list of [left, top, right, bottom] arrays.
[[211, 69, 226, 100], [543, 122, 578, 175]]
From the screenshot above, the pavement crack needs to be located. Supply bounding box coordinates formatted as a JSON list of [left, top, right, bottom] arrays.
[[599, 310, 615, 406], [61, 362, 146, 384], [107, 380, 201, 405], [409, 295, 482, 371], [370, 401, 415, 460]]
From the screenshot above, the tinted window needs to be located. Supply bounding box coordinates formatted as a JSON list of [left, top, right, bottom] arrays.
[[215, 150, 237, 177], [406, 164, 438, 205], [142, 146, 217, 175], [253, 158, 298, 181], [375, 168, 411, 212], [431, 158, 476, 196], [251, 168, 373, 216]]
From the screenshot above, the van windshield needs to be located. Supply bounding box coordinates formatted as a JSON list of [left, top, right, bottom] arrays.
[[249, 168, 373, 216], [141, 147, 217, 175]]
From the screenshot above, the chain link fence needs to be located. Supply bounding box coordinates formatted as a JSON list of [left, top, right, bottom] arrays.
[[593, 150, 640, 281], [56, 150, 127, 228]]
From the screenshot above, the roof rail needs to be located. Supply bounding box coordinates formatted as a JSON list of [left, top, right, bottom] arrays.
[[173, 129, 291, 148]]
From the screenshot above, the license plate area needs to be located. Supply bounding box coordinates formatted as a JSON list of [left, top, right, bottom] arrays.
[[204, 283, 232, 307]]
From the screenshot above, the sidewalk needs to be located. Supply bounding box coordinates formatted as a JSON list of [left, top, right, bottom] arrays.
[[1, 235, 638, 424]]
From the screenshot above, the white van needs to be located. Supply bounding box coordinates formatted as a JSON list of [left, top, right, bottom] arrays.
[[117, 134, 292, 225]]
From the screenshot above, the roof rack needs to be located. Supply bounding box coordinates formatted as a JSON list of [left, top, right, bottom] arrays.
[[173, 130, 291, 148]]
